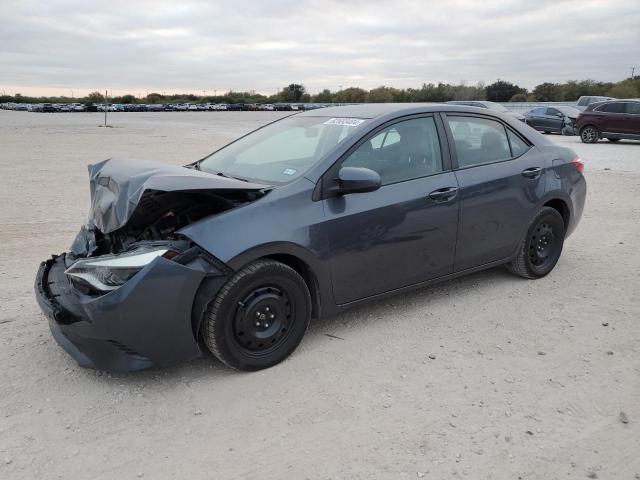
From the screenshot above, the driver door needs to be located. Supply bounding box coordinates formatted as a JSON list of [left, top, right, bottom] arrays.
[[321, 115, 459, 304]]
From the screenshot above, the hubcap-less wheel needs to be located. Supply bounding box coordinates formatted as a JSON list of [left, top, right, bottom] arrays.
[[201, 260, 311, 371], [233, 286, 292, 354], [581, 127, 598, 143], [506, 206, 565, 279], [529, 222, 555, 269]]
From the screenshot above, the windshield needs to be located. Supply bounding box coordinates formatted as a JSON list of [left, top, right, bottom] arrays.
[[199, 115, 368, 184], [485, 102, 509, 112], [557, 106, 580, 116]]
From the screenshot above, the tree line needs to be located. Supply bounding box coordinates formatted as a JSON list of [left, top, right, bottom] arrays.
[[2, 77, 638, 105]]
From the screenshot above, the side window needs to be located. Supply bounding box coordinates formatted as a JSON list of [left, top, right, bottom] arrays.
[[624, 102, 640, 114], [599, 102, 625, 113], [507, 129, 530, 157], [369, 127, 400, 149], [447, 116, 511, 168], [546, 107, 561, 116], [341, 117, 443, 185], [531, 107, 546, 115]]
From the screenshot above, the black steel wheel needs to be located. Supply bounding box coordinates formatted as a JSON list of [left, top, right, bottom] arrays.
[[580, 126, 599, 143], [506, 207, 565, 279], [202, 260, 311, 371]]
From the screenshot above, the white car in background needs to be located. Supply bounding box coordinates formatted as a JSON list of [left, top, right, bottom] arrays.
[[575, 96, 615, 111]]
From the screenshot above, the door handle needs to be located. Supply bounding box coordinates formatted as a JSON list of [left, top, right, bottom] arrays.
[[521, 167, 542, 179], [428, 187, 458, 202]]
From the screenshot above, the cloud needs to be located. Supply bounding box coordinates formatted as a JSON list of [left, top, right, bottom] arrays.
[[0, 0, 638, 96]]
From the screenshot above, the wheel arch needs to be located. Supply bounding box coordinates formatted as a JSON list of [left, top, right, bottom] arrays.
[[543, 197, 570, 230], [227, 242, 329, 319], [579, 123, 599, 133]]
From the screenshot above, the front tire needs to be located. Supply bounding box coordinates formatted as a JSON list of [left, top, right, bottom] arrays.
[[580, 126, 599, 143], [506, 207, 565, 279], [202, 260, 311, 371]]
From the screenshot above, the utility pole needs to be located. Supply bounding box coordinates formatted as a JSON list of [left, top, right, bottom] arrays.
[[631, 66, 636, 80]]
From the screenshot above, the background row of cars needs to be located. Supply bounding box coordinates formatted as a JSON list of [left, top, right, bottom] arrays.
[[0, 102, 328, 112], [3, 97, 638, 144], [447, 97, 640, 143]]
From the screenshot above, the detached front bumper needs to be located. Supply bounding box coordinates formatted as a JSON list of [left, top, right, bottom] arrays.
[[35, 252, 227, 372]]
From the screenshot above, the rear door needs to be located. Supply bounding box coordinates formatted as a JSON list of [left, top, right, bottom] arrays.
[[624, 102, 640, 135], [323, 115, 460, 304], [545, 107, 564, 131], [596, 102, 627, 133], [443, 114, 547, 271]]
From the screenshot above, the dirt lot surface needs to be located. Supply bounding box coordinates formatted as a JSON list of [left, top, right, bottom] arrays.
[[1, 111, 638, 479]]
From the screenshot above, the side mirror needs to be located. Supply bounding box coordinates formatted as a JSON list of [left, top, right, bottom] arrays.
[[337, 167, 381, 195], [556, 112, 564, 117]]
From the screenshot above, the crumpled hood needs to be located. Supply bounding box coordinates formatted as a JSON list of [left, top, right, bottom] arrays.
[[86, 158, 267, 233], [70, 158, 270, 256]]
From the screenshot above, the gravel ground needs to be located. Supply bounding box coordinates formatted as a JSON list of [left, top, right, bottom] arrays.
[[0, 111, 639, 480]]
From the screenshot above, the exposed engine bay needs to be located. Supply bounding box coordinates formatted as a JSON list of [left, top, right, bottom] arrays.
[[69, 158, 270, 258], [86, 189, 263, 256]]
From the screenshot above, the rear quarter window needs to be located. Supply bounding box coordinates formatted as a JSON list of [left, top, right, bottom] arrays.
[[625, 103, 640, 114], [596, 102, 626, 113]]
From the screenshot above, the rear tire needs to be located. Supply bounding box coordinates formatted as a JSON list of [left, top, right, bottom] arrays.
[[506, 207, 565, 279], [580, 126, 599, 143], [202, 260, 311, 371]]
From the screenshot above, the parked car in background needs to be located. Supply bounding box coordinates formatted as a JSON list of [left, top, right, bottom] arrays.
[[575, 96, 615, 111], [446, 100, 526, 122], [228, 103, 248, 111], [42, 103, 55, 112], [576, 99, 640, 143], [524, 106, 581, 134], [35, 103, 585, 372]]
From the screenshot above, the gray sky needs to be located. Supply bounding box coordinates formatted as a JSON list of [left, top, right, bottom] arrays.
[[1, 0, 638, 97]]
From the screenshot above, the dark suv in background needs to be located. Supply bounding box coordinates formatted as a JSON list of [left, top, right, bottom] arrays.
[[576, 99, 640, 143]]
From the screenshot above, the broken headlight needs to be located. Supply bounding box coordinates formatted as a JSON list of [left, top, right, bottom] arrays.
[[65, 247, 170, 292]]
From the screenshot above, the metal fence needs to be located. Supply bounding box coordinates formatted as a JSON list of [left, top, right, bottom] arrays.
[[498, 102, 577, 113]]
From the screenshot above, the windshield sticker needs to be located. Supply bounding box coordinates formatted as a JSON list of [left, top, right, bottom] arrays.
[[323, 118, 365, 127], [282, 168, 297, 176]]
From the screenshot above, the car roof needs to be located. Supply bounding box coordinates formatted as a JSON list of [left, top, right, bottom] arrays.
[[297, 103, 494, 119], [447, 100, 488, 105], [587, 98, 640, 110]]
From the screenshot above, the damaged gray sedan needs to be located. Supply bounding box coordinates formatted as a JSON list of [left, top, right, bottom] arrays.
[[35, 104, 586, 371]]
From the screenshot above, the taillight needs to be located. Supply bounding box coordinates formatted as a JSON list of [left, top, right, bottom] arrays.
[[572, 156, 584, 172]]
